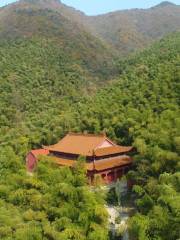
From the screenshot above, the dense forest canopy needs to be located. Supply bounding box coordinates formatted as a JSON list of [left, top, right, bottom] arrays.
[[0, 0, 179, 239], [0, 31, 179, 240], [0, 152, 109, 239]]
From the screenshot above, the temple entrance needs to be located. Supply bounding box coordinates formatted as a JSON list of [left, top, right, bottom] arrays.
[[100, 171, 115, 184], [99, 167, 127, 184], [107, 172, 115, 183], [101, 173, 106, 181]]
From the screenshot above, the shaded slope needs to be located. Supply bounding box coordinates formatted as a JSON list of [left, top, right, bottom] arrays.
[[76, 33, 180, 145]]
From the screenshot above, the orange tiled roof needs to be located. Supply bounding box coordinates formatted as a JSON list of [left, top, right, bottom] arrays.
[[94, 146, 133, 156], [52, 157, 76, 167], [31, 149, 49, 157], [92, 155, 132, 171], [45, 155, 132, 172], [43, 133, 115, 156]]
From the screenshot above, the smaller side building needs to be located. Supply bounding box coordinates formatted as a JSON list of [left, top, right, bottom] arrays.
[[26, 133, 134, 184], [26, 149, 49, 172]]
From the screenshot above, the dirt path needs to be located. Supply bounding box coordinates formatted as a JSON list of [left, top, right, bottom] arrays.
[[106, 205, 131, 239], [105, 180, 135, 239]]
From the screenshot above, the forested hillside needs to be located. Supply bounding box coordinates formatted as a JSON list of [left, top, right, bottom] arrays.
[[0, 0, 117, 153], [0, 0, 179, 239], [0, 0, 116, 80]]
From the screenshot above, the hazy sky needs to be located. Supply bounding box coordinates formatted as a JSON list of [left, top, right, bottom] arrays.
[[0, 0, 180, 15]]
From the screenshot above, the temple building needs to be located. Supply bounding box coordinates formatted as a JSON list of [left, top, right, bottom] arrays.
[[26, 133, 134, 184]]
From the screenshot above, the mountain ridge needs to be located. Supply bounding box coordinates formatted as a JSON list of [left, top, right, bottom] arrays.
[[153, 1, 177, 8], [1, 0, 180, 57], [4, 0, 178, 15]]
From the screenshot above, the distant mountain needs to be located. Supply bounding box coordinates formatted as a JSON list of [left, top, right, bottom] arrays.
[[85, 1, 180, 55], [0, 0, 116, 80], [1, 0, 180, 59]]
